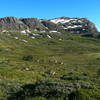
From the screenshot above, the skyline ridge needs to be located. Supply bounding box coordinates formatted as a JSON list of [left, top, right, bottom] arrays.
[[0, 16, 99, 32]]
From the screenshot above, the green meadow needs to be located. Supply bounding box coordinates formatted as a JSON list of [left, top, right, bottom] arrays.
[[0, 32, 100, 100]]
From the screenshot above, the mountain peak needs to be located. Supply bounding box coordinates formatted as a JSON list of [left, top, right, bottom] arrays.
[[0, 16, 98, 34], [50, 17, 88, 24]]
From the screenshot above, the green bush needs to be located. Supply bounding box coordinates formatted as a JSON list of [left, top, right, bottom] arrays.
[[9, 78, 71, 100], [0, 79, 21, 100], [25, 97, 47, 100], [68, 90, 92, 100], [9, 78, 96, 100], [22, 55, 33, 61], [97, 68, 100, 76]]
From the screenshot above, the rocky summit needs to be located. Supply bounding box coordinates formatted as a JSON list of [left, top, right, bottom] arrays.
[[0, 16, 98, 34]]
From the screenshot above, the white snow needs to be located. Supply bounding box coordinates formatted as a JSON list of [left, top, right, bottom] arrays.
[[50, 30, 58, 33], [34, 29, 38, 32], [21, 30, 31, 34], [45, 27, 48, 29], [72, 25, 82, 28], [2, 30, 9, 33], [32, 33, 40, 36], [22, 40, 28, 43], [85, 24, 88, 26], [72, 20, 77, 23], [47, 35, 51, 38], [51, 18, 70, 24], [50, 30, 61, 34], [59, 39, 62, 41], [63, 27, 68, 29], [83, 29, 86, 31], [50, 18, 78, 24], [21, 30, 26, 34], [78, 20, 82, 23], [14, 37, 19, 40], [40, 30, 46, 33], [25, 68, 30, 71], [61, 62, 64, 65], [26, 29, 31, 33], [69, 18, 76, 20], [67, 25, 82, 29], [31, 37, 35, 39], [67, 26, 73, 28]]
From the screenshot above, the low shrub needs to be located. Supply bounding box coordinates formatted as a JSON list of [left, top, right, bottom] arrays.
[[9, 78, 95, 100], [22, 55, 33, 61]]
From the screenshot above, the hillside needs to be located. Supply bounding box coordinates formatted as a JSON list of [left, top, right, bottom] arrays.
[[0, 30, 99, 100], [0, 17, 99, 100]]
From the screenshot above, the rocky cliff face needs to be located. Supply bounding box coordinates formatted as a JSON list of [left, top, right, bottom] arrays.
[[50, 17, 98, 33], [0, 17, 98, 34], [0, 17, 27, 31], [20, 18, 47, 31]]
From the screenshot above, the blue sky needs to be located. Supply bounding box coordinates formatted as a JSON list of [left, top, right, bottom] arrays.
[[0, 0, 100, 31]]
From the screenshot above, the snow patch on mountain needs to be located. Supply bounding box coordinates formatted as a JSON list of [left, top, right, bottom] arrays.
[[31, 37, 35, 39], [22, 40, 28, 43], [50, 18, 78, 24], [47, 35, 52, 38], [2, 30, 9, 33], [14, 37, 19, 40], [67, 25, 82, 29], [21, 30, 26, 34]]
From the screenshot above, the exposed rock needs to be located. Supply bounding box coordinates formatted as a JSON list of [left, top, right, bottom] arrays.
[[0, 16, 98, 34], [50, 17, 98, 33], [41, 20, 56, 30], [20, 18, 47, 31], [0, 17, 27, 31]]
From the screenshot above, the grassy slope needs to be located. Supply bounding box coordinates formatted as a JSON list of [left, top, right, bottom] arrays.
[[0, 32, 100, 99]]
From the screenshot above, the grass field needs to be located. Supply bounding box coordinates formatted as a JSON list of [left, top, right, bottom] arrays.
[[0, 32, 100, 100]]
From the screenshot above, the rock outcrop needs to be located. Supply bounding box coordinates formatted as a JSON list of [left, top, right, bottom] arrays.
[[0, 16, 98, 33], [50, 17, 98, 33]]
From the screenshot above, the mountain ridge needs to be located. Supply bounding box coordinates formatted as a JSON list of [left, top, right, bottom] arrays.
[[0, 16, 98, 34]]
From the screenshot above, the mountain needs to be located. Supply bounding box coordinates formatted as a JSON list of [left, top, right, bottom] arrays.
[[0, 17, 100, 100], [0, 29, 100, 100], [50, 17, 98, 33], [0, 16, 98, 34]]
